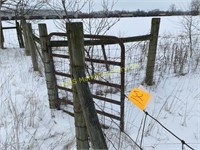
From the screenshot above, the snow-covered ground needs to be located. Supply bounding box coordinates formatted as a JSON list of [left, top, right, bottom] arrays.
[[0, 48, 76, 149], [0, 16, 200, 150]]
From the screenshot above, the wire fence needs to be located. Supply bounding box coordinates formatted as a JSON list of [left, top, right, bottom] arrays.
[[1, 21, 20, 48], [3, 28, 19, 48]]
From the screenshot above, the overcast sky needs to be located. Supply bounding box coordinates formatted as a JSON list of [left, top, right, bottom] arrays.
[[94, 0, 191, 11]]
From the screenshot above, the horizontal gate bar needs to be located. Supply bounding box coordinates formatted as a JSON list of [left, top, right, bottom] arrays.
[[57, 85, 72, 92], [51, 53, 69, 59], [61, 109, 74, 117], [55, 71, 121, 88], [89, 79, 121, 88], [96, 110, 120, 120], [85, 58, 121, 66], [49, 34, 151, 47], [2, 26, 16, 30], [92, 95, 121, 105], [55, 71, 71, 78], [59, 98, 120, 120], [51, 53, 121, 66], [58, 87, 121, 105], [57, 79, 121, 89]]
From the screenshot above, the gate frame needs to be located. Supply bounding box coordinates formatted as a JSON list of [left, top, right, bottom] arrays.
[[48, 32, 126, 131]]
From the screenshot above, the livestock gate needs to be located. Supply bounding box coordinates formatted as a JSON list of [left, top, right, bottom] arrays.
[[46, 31, 126, 130]]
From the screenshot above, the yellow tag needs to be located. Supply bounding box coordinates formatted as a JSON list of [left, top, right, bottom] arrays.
[[128, 88, 151, 110]]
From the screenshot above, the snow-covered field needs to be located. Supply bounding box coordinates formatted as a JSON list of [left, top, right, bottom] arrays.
[[1, 16, 200, 150]]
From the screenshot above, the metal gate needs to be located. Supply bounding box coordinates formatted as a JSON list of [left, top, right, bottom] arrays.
[[48, 33, 125, 131]]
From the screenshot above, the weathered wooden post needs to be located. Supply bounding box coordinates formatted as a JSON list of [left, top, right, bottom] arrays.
[[26, 23, 39, 71], [21, 19, 31, 56], [72, 85, 89, 149], [0, 1, 4, 49], [38, 24, 58, 110], [66, 22, 108, 149], [16, 21, 24, 48], [67, 22, 89, 149], [145, 18, 160, 85], [0, 18, 4, 49]]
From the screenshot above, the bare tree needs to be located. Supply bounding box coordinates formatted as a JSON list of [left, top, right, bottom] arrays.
[[44, 0, 88, 30], [2, 0, 46, 19], [83, 0, 119, 35], [168, 4, 176, 13], [190, 0, 200, 15], [179, 1, 200, 74], [0, 0, 47, 49], [81, 0, 119, 76]]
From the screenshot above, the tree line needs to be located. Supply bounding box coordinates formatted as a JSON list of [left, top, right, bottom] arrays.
[[1, 0, 200, 21]]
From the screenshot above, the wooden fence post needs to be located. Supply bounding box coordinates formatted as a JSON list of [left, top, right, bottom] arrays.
[[38, 24, 58, 109], [0, 18, 4, 49], [21, 19, 31, 56], [66, 22, 108, 149], [67, 22, 89, 149], [16, 21, 24, 48], [145, 18, 160, 85], [26, 23, 39, 71], [72, 85, 90, 149]]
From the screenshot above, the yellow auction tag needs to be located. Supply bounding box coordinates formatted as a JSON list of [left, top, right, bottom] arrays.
[[128, 87, 151, 110]]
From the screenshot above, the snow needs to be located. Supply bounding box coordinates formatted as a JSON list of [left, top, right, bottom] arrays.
[[107, 16, 183, 37], [0, 49, 75, 149], [1, 16, 200, 149]]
